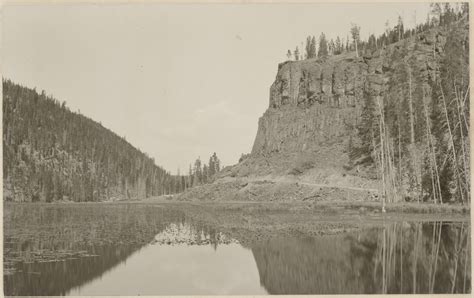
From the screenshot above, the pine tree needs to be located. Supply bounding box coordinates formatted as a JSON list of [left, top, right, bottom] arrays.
[[193, 157, 202, 186], [368, 34, 377, 52], [207, 152, 220, 178], [329, 39, 335, 55], [396, 16, 404, 41], [430, 3, 442, 26], [334, 36, 343, 55], [294, 47, 300, 61], [209, 156, 215, 177], [212, 152, 220, 173], [310, 36, 317, 58], [350, 23, 361, 57], [318, 33, 328, 58], [305, 36, 312, 59], [202, 164, 209, 184]]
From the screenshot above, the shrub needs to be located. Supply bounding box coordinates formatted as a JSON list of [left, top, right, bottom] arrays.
[[288, 157, 315, 175]]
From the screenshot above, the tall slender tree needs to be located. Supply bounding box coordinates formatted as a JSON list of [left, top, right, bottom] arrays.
[[294, 46, 300, 61], [350, 23, 361, 57], [318, 33, 328, 58]]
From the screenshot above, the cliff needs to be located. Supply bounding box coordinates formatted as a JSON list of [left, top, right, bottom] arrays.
[[178, 16, 470, 203], [250, 28, 444, 170], [186, 16, 469, 205], [225, 21, 465, 186]]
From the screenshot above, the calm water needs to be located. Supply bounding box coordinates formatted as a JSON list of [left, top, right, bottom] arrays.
[[3, 204, 471, 295]]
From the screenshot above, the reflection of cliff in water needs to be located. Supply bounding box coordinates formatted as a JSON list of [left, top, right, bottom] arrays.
[[251, 234, 364, 294], [251, 222, 471, 294]]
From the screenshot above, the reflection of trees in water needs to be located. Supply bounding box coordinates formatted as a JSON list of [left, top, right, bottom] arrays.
[[251, 222, 470, 294], [4, 204, 241, 295], [355, 222, 471, 294], [4, 204, 187, 250], [3, 204, 187, 296], [153, 221, 238, 247], [4, 244, 138, 296]]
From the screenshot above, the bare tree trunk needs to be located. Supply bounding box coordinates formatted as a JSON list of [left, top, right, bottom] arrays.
[[412, 223, 422, 294], [398, 121, 402, 187], [382, 226, 387, 293], [451, 223, 464, 293], [429, 222, 443, 293], [407, 65, 415, 145], [422, 93, 442, 203], [389, 138, 400, 202], [462, 227, 470, 292], [454, 84, 470, 202], [400, 225, 403, 293], [460, 85, 470, 132], [355, 40, 359, 58], [439, 83, 465, 204], [377, 96, 386, 209], [403, 62, 423, 202], [428, 223, 436, 292]]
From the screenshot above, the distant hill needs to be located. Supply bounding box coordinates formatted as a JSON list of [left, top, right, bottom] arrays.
[[3, 80, 185, 202]]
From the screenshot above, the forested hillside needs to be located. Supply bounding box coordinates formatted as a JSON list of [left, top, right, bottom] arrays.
[[352, 8, 470, 204], [3, 80, 186, 202]]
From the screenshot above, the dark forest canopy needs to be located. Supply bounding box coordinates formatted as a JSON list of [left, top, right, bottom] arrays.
[[3, 80, 221, 202]]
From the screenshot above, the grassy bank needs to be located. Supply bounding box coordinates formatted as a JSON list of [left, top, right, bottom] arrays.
[[172, 177, 470, 215]]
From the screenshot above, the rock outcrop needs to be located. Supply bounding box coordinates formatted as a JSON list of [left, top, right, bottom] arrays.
[[249, 27, 448, 174], [252, 56, 365, 156]]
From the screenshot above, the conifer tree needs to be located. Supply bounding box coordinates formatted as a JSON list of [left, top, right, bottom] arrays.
[[396, 16, 404, 41], [318, 33, 328, 58], [334, 36, 343, 55], [294, 47, 300, 61], [329, 39, 335, 55], [305, 36, 312, 59], [193, 157, 202, 186], [310, 36, 317, 58], [368, 34, 377, 52], [350, 23, 361, 57]]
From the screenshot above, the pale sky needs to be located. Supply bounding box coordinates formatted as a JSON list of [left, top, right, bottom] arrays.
[[2, 2, 432, 173]]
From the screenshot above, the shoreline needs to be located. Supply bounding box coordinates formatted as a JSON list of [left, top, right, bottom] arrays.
[[5, 198, 470, 216]]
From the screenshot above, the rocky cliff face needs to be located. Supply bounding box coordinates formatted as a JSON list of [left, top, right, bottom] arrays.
[[251, 56, 365, 156], [250, 27, 448, 172]]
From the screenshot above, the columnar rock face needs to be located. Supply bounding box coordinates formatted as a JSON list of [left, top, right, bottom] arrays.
[[251, 28, 446, 162], [252, 56, 366, 155]]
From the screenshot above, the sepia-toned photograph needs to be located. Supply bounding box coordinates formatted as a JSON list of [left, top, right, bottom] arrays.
[[2, 1, 471, 295]]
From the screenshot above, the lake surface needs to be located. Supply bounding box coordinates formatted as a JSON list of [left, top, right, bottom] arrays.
[[3, 203, 471, 295]]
